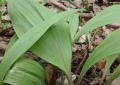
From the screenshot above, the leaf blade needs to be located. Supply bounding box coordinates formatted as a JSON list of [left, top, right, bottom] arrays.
[[3, 58, 45, 85], [67, 14, 79, 39], [105, 65, 120, 85], [77, 28, 120, 84], [7, 0, 85, 83], [73, 5, 120, 44], [0, 8, 81, 83]]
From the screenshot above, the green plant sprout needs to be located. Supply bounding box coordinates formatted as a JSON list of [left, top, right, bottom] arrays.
[[0, 0, 120, 85]]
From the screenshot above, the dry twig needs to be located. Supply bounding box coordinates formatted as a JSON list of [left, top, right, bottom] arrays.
[[50, 0, 70, 11], [50, 0, 94, 18], [75, 52, 87, 74]]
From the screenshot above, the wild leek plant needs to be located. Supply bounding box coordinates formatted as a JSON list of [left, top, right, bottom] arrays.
[[0, 0, 120, 85]]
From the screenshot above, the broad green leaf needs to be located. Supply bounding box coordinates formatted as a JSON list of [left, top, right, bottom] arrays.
[[100, 54, 119, 85], [8, 0, 55, 37], [77, 28, 120, 85], [67, 14, 79, 39], [0, 2, 81, 83], [3, 58, 45, 85], [105, 65, 120, 85], [7, 0, 85, 84], [0, 34, 19, 78], [73, 5, 120, 44]]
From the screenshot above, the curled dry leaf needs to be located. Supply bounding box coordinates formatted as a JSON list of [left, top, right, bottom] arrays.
[[96, 37, 103, 46], [97, 57, 107, 69]]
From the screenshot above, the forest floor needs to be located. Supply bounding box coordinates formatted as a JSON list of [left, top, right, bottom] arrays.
[[0, 0, 120, 85]]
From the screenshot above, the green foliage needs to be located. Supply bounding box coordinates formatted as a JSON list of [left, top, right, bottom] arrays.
[[0, 0, 83, 85], [72, 5, 120, 44], [0, 0, 120, 85], [77, 27, 120, 85], [67, 14, 79, 40], [3, 58, 45, 85]]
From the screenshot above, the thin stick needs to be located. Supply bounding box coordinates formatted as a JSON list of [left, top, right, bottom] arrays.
[[69, 0, 81, 9], [50, 0, 94, 18], [50, 0, 70, 11], [75, 52, 87, 74]]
